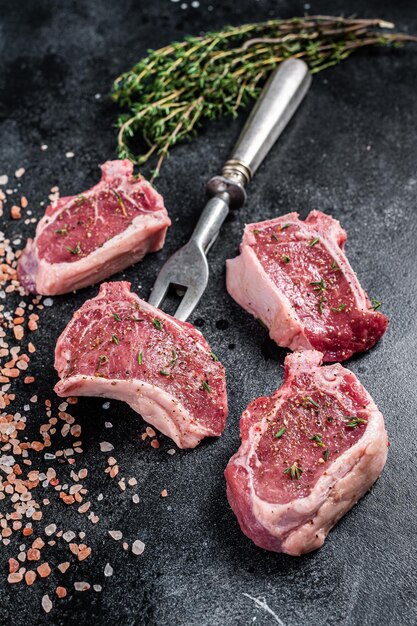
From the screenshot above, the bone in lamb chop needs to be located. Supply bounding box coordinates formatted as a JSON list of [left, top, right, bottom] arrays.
[[54, 281, 228, 449], [225, 349, 388, 555], [18, 160, 171, 295], [226, 210, 388, 362]]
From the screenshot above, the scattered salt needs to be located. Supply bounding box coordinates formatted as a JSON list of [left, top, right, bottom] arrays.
[[105, 422, 113, 428], [65, 151, 75, 158], [0, 175, 8, 185], [15, 168, 25, 178], [43, 298, 54, 307], [63, 531, 76, 542], [74, 581, 90, 591], [102, 402, 110, 409], [41, 144, 48, 150], [132, 494, 140, 504], [93, 584, 102, 592], [100, 441, 114, 452]]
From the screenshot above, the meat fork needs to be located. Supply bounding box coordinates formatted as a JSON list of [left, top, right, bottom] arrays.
[[148, 58, 312, 321]]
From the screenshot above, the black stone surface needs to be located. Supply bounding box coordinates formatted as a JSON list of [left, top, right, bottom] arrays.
[[0, 1, 416, 624]]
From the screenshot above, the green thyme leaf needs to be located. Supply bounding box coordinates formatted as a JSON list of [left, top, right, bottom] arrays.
[[152, 318, 163, 330], [310, 278, 326, 292], [274, 426, 286, 439], [283, 462, 303, 480], [65, 242, 81, 255], [344, 416, 368, 428], [370, 298, 382, 311], [309, 433, 326, 447], [305, 396, 320, 409], [331, 303, 347, 312], [55, 224, 68, 235]]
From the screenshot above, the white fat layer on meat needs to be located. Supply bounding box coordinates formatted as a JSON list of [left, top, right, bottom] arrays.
[[55, 375, 213, 449]]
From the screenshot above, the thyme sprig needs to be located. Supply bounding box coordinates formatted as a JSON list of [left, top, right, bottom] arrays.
[[112, 16, 415, 177]]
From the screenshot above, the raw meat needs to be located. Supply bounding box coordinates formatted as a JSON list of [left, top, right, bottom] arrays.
[[226, 210, 388, 362], [54, 281, 228, 449], [225, 350, 387, 555], [18, 160, 170, 295]]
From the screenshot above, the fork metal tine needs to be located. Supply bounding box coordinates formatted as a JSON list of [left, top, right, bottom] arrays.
[[148, 239, 210, 319], [148, 267, 171, 309], [173, 280, 208, 321]]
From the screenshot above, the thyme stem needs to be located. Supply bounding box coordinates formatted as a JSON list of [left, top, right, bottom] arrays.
[[112, 16, 415, 176]]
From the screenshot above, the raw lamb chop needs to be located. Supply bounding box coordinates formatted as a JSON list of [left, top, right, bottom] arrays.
[[226, 210, 388, 362], [54, 281, 228, 449], [225, 350, 387, 555], [18, 160, 170, 295]]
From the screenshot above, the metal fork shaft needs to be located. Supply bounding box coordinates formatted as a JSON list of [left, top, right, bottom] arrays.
[[191, 192, 230, 254]]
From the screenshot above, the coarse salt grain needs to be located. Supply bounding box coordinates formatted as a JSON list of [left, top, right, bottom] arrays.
[[56, 586, 67, 598], [15, 168, 25, 178], [100, 441, 114, 452], [65, 151, 75, 158], [108, 530, 122, 540], [41, 594, 52, 613], [132, 494, 140, 504], [45, 523, 56, 536], [104, 563, 113, 577], [132, 540, 145, 555], [93, 584, 102, 592], [74, 581, 90, 591]]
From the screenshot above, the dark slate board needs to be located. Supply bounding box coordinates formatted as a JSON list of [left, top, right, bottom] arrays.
[[1, 1, 416, 624]]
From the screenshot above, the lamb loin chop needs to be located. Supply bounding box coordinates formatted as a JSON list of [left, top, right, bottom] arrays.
[[225, 350, 387, 555], [226, 210, 388, 362], [18, 160, 170, 295], [54, 281, 228, 449]]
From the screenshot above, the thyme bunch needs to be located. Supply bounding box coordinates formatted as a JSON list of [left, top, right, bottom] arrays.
[[112, 15, 415, 177]]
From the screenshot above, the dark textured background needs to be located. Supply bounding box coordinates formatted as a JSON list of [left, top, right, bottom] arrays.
[[1, 1, 416, 624]]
